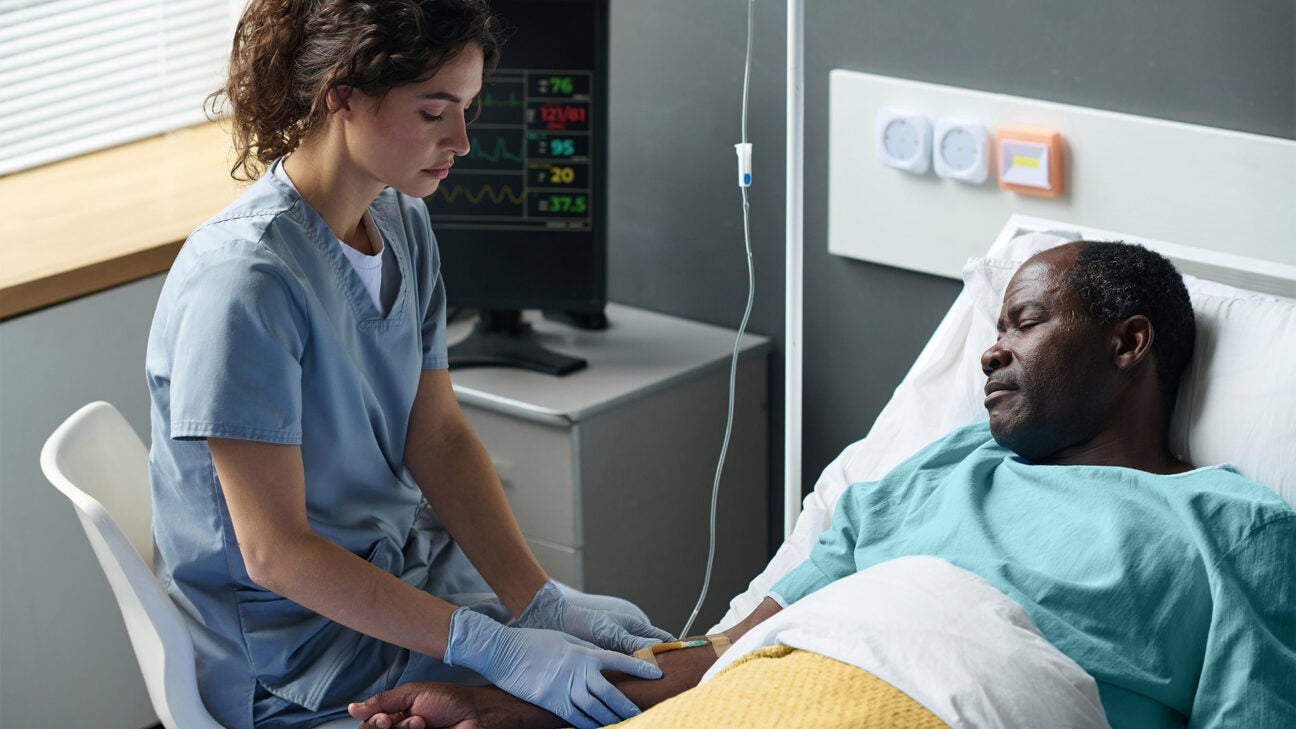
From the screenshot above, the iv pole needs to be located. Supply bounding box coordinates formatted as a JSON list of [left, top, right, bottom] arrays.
[[784, 0, 804, 538]]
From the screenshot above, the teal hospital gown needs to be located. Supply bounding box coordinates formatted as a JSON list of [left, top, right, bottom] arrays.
[[771, 422, 1296, 729]]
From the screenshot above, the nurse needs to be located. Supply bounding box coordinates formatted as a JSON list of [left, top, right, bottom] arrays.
[[145, 1, 670, 728]]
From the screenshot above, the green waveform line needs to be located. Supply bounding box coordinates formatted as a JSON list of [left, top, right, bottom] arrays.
[[480, 91, 523, 108], [470, 136, 523, 163], [435, 183, 524, 206]]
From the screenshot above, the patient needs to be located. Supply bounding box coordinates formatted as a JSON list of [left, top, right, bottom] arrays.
[[351, 242, 1296, 729]]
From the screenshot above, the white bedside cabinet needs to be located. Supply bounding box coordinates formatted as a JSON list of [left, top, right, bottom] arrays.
[[447, 303, 770, 632]]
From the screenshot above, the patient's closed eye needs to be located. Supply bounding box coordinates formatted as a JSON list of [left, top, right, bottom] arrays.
[[998, 316, 1041, 334]]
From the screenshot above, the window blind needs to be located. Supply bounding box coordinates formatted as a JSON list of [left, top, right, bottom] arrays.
[[0, 0, 236, 175]]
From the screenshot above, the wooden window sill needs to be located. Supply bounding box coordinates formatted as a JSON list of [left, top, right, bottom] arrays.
[[0, 122, 248, 320]]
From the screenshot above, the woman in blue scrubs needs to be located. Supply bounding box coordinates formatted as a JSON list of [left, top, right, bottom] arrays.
[[145, 2, 669, 727]]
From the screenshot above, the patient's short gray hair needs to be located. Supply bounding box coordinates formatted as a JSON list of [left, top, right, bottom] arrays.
[[1065, 241, 1196, 401]]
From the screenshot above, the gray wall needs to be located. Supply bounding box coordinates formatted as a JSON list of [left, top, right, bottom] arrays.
[[0, 276, 163, 729], [605, 0, 1296, 551]]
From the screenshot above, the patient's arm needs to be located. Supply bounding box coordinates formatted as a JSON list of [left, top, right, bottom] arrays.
[[348, 645, 714, 729], [723, 596, 782, 642], [350, 598, 785, 729]]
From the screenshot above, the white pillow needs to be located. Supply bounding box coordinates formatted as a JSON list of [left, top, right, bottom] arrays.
[[1169, 277, 1296, 506]]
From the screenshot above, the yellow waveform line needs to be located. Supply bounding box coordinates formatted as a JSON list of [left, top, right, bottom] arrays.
[[434, 183, 525, 206]]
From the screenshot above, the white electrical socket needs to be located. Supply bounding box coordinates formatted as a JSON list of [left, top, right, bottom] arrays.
[[933, 117, 990, 184], [876, 107, 932, 174]]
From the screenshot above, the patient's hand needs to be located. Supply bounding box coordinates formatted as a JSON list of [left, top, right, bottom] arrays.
[[350, 633, 730, 729], [350, 600, 785, 729], [349, 682, 482, 728]]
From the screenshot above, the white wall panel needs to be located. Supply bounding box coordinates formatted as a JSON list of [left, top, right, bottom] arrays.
[[828, 70, 1296, 280]]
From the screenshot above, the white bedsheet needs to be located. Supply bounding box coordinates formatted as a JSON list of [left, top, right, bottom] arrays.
[[702, 556, 1111, 729]]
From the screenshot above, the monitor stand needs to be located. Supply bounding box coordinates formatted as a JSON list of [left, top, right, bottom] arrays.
[[448, 309, 587, 376], [543, 307, 609, 330]]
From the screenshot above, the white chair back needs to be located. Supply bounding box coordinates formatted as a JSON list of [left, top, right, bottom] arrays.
[[41, 402, 356, 729]]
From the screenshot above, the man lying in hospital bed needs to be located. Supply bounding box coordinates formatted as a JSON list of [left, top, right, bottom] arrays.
[[350, 233, 1296, 729]]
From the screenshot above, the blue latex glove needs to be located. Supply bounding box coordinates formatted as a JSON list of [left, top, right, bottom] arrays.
[[444, 607, 662, 729], [514, 581, 675, 654]]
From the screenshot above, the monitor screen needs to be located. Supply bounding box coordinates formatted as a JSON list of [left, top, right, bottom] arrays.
[[425, 0, 608, 316]]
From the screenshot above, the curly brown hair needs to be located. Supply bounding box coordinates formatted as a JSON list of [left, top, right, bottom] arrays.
[[210, 0, 501, 181]]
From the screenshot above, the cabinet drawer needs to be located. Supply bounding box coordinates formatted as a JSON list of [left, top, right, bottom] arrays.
[[460, 404, 577, 546], [527, 538, 581, 589]]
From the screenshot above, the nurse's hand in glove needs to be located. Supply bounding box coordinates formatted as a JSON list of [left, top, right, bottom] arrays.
[[514, 581, 675, 654], [444, 607, 662, 729]]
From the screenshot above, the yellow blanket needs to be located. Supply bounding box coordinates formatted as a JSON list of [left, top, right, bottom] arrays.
[[613, 645, 948, 728]]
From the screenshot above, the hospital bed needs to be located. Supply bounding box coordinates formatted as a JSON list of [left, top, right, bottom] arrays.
[[704, 215, 1296, 728]]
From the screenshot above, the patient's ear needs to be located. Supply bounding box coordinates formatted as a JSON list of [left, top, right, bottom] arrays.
[[1112, 315, 1154, 371]]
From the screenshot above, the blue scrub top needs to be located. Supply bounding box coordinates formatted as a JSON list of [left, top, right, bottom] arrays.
[[146, 164, 486, 728]]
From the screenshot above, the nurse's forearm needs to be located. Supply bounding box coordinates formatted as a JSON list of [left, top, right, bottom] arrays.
[[414, 420, 545, 616], [405, 370, 548, 617], [210, 437, 462, 658], [250, 528, 460, 658]]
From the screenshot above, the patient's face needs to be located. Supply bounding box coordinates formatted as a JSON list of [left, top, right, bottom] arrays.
[[981, 247, 1121, 461]]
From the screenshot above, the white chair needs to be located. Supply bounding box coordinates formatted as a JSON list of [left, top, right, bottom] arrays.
[[41, 402, 357, 729]]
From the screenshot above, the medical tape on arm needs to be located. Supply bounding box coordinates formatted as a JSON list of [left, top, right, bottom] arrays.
[[632, 635, 732, 667]]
